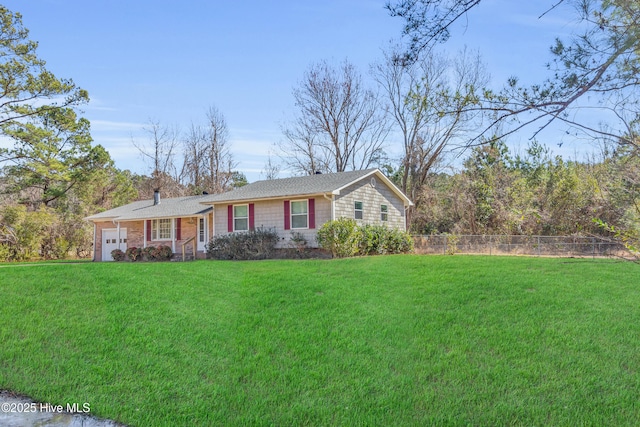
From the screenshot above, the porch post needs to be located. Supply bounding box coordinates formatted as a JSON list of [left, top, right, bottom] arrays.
[[171, 218, 176, 253], [331, 196, 335, 221], [210, 211, 215, 239], [92, 223, 96, 262], [116, 221, 121, 250]]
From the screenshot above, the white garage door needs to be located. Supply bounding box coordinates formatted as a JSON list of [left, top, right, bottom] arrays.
[[102, 228, 127, 261]]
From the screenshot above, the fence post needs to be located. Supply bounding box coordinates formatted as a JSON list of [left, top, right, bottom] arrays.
[[489, 235, 492, 256], [537, 236, 541, 257], [443, 235, 447, 255]]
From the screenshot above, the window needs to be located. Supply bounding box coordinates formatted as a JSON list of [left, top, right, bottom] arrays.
[[284, 199, 315, 230], [381, 204, 388, 222], [291, 200, 308, 229], [152, 218, 171, 240], [354, 201, 363, 220], [199, 218, 205, 242], [233, 205, 249, 231]]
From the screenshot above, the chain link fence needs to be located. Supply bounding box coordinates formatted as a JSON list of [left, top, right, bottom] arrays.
[[412, 235, 628, 258]]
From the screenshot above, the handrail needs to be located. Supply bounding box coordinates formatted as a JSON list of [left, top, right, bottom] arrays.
[[181, 236, 196, 261]]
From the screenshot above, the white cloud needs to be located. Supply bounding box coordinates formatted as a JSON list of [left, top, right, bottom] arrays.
[[90, 119, 146, 132]]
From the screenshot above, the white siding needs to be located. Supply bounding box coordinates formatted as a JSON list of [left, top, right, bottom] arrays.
[[213, 196, 331, 248], [334, 178, 406, 229], [210, 175, 408, 249]]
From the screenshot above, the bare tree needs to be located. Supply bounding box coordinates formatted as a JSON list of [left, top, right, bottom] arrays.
[[372, 46, 489, 202], [281, 59, 390, 174], [181, 123, 208, 193], [133, 119, 182, 196], [281, 117, 329, 175], [261, 152, 281, 180], [203, 106, 236, 194], [171, 106, 237, 196]]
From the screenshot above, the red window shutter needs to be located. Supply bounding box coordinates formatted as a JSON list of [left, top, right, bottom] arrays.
[[249, 203, 255, 231], [176, 218, 181, 240], [146, 220, 151, 241], [284, 200, 290, 230], [227, 205, 233, 232], [308, 198, 315, 229]]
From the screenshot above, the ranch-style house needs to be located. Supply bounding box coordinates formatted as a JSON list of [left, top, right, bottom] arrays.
[[85, 168, 413, 261]]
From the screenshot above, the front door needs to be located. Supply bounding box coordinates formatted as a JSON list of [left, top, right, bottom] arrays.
[[102, 228, 127, 261], [197, 217, 207, 252]]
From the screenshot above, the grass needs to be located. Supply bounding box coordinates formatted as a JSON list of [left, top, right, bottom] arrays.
[[0, 255, 639, 426]]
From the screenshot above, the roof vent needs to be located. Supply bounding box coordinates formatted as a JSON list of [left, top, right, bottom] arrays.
[[153, 189, 160, 205], [315, 171, 322, 175]]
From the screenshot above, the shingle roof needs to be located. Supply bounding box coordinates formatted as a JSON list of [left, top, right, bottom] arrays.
[[85, 169, 412, 223], [200, 169, 385, 204], [85, 194, 212, 222]]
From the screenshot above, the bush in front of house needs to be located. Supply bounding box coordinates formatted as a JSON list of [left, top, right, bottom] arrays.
[[381, 226, 414, 254], [359, 224, 385, 255], [287, 231, 311, 258], [207, 227, 279, 260], [154, 245, 173, 261], [142, 246, 155, 261], [317, 219, 413, 258], [111, 245, 172, 261], [141, 245, 173, 261], [111, 248, 126, 261], [125, 247, 142, 261], [316, 218, 361, 258]]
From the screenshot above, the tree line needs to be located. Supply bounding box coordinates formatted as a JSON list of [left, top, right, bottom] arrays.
[[0, 6, 247, 260], [407, 141, 639, 239]]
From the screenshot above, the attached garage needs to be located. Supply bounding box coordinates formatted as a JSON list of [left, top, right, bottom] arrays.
[[85, 193, 214, 262], [100, 228, 127, 261]]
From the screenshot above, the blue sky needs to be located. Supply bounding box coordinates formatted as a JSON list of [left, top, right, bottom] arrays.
[[5, 0, 580, 181]]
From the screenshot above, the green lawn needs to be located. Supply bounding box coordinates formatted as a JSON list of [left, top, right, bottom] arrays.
[[1, 256, 639, 426]]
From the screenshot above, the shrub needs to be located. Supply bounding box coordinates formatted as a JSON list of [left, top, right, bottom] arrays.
[[445, 234, 459, 255], [207, 227, 279, 260], [142, 246, 156, 261], [318, 219, 413, 258], [359, 224, 387, 255], [359, 224, 414, 255], [155, 245, 173, 261], [52, 237, 71, 260], [125, 247, 142, 261], [316, 218, 360, 258], [384, 227, 414, 254], [111, 249, 126, 261], [0, 243, 11, 262], [140, 245, 173, 261], [0, 205, 52, 261], [0, 204, 94, 261], [288, 232, 310, 258]]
